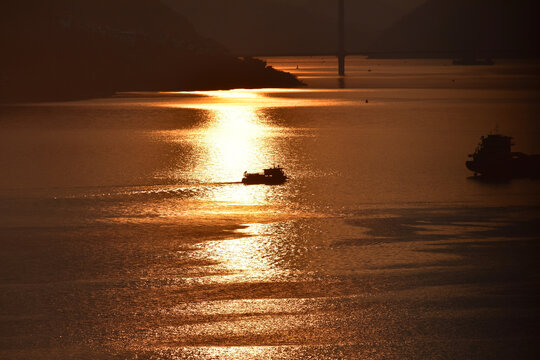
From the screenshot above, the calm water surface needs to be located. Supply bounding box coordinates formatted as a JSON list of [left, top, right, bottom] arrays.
[[1, 57, 539, 359]]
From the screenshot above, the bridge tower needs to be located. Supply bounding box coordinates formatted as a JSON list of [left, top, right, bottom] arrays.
[[338, 0, 345, 76]]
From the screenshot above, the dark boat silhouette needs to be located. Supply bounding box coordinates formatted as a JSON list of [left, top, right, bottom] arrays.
[[466, 133, 540, 178], [242, 166, 287, 185]]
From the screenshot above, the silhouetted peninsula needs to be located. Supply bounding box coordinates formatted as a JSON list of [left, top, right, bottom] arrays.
[[0, 0, 302, 103]]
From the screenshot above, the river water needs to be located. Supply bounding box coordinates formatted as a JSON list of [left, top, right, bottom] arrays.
[[1, 56, 539, 359]]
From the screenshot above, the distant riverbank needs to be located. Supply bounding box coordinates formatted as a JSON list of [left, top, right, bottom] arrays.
[[0, 57, 303, 104]]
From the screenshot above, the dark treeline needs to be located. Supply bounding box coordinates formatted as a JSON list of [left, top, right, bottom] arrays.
[[0, 0, 302, 103]]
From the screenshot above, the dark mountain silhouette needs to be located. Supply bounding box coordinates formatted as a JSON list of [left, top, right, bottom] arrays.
[[0, 0, 302, 103], [369, 0, 540, 58], [162, 0, 423, 56]]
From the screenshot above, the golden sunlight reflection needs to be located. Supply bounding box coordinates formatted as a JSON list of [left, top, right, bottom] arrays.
[[202, 105, 270, 183], [166, 346, 294, 360], [186, 222, 302, 283], [162, 89, 295, 209], [197, 104, 280, 207]]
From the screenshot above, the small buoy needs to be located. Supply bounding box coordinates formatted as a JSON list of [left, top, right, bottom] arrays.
[[365, 99, 368, 103]]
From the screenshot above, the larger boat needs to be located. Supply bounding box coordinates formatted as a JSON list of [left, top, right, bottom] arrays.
[[466, 133, 540, 178], [242, 166, 287, 185]]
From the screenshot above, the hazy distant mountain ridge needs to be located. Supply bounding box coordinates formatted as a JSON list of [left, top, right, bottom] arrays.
[[369, 0, 540, 58], [51, 0, 225, 53], [162, 0, 421, 55], [0, 0, 301, 102]]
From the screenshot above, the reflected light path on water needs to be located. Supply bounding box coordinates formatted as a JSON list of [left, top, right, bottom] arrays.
[[182, 222, 309, 284], [152, 89, 335, 213], [155, 90, 315, 288], [203, 105, 266, 182], [145, 91, 320, 359], [161, 90, 291, 199]]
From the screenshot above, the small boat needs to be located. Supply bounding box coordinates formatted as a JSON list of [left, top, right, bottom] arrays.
[[466, 133, 540, 178], [242, 166, 287, 185]]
